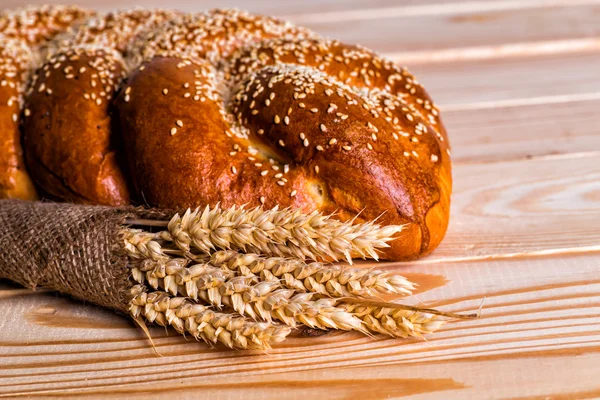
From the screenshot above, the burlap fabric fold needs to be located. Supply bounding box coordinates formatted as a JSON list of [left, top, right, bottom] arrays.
[[0, 200, 169, 313]]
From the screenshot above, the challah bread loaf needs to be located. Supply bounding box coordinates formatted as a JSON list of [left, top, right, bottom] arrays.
[[7, 6, 451, 260], [0, 5, 93, 200], [117, 11, 451, 259], [22, 9, 178, 205]]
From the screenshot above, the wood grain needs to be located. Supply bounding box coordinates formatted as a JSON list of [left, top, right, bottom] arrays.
[[305, 3, 600, 55], [446, 98, 600, 163], [425, 153, 600, 263], [411, 50, 600, 107], [1, 253, 598, 398], [1, 0, 599, 398]]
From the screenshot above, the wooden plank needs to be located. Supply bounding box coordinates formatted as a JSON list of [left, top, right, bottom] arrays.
[[446, 98, 600, 163], [424, 153, 600, 263], [411, 51, 600, 107], [305, 4, 600, 55], [1, 252, 598, 397]]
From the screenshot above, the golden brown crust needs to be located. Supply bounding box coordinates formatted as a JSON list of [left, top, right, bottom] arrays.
[[117, 11, 452, 260], [21, 9, 179, 206], [0, 6, 94, 201], [23, 47, 130, 205], [0, 39, 37, 200]]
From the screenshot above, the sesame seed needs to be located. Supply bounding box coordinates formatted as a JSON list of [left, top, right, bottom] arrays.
[[310, 108, 318, 113], [274, 115, 280, 124], [261, 170, 269, 176], [11, 114, 17, 122], [316, 145, 324, 151], [299, 103, 305, 108], [176, 120, 183, 127], [412, 150, 419, 157], [24, 109, 31, 117], [260, 196, 265, 204], [320, 124, 327, 132], [431, 154, 439, 162], [95, 98, 102, 105], [290, 190, 297, 197], [124, 94, 130, 102], [406, 114, 414, 122], [162, 88, 169, 95], [265, 99, 270, 106], [229, 151, 237, 156], [372, 133, 377, 141], [184, 83, 190, 88], [284, 116, 290, 125], [251, 110, 259, 115], [232, 166, 237, 174], [343, 145, 352, 151], [170, 127, 177, 135], [303, 138, 309, 147], [404, 151, 410, 157], [257, 129, 264, 135], [299, 132, 306, 140], [269, 92, 275, 100], [367, 143, 373, 150], [277, 180, 285, 186], [278, 140, 285, 146], [255, 163, 263, 167], [314, 165, 320, 173], [250, 100, 255, 109], [274, 173, 283, 179], [329, 138, 337, 145]]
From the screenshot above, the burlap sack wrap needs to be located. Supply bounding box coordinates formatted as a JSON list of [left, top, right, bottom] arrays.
[[0, 200, 167, 313]]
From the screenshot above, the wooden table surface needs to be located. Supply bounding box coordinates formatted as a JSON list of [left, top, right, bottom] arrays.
[[1, 0, 600, 398]]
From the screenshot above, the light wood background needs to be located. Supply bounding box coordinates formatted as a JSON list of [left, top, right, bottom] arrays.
[[1, 0, 600, 398]]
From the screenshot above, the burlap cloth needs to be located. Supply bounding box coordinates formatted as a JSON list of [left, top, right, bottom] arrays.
[[0, 200, 169, 313]]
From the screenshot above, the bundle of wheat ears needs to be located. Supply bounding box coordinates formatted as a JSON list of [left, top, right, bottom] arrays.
[[0, 200, 475, 351]]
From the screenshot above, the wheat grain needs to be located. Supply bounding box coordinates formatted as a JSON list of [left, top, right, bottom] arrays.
[[121, 229, 169, 261], [341, 303, 446, 339], [209, 250, 414, 298], [129, 285, 291, 350], [164, 205, 403, 264]]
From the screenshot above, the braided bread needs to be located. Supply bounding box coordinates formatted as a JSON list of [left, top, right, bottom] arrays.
[[0, 5, 94, 200], [2, 7, 452, 260]]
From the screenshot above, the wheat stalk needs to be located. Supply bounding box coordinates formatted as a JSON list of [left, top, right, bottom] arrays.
[[209, 250, 414, 298], [129, 285, 291, 350], [159, 205, 403, 264]]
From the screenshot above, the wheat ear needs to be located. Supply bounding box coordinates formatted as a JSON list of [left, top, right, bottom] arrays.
[[132, 261, 368, 333], [159, 205, 403, 264], [210, 250, 414, 298], [129, 285, 291, 350], [340, 303, 447, 339]]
